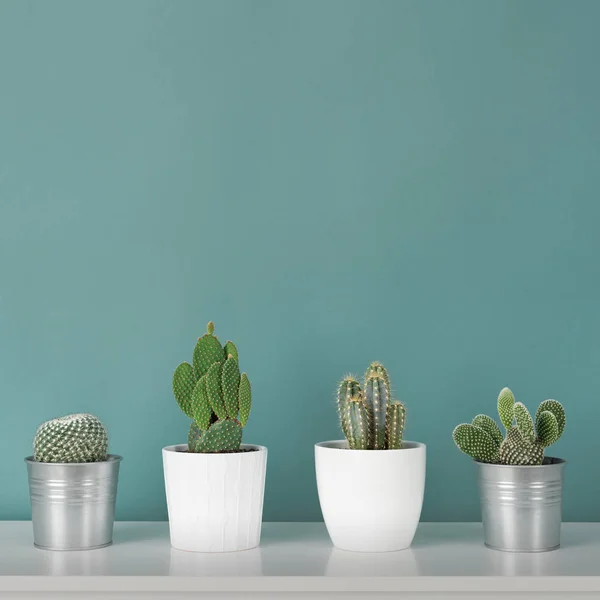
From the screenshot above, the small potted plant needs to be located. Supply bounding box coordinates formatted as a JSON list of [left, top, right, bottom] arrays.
[[453, 387, 567, 552], [164, 321, 267, 553], [315, 362, 426, 552], [25, 413, 122, 550]]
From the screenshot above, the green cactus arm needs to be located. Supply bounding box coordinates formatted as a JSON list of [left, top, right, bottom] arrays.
[[238, 373, 252, 427], [364, 362, 390, 393], [188, 421, 203, 452], [337, 376, 361, 412], [196, 419, 242, 453], [205, 361, 227, 420], [536, 410, 560, 448], [364, 374, 389, 450], [471, 414, 503, 448], [192, 322, 225, 380], [341, 396, 372, 449], [452, 424, 499, 463], [497, 387, 515, 430], [513, 402, 535, 442], [386, 401, 405, 449], [224, 340, 239, 362], [222, 355, 241, 419], [536, 400, 566, 439], [191, 375, 213, 431], [499, 426, 544, 465], [172, 362, 196, 418]]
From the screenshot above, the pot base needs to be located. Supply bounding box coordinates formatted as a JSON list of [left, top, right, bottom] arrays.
[[484, 542, 560, 553], [34, 541, 113, 552]]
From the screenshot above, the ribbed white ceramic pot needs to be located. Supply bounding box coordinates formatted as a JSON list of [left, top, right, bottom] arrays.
[[315, 440, 426, 552], [163, 444, 267, 552]]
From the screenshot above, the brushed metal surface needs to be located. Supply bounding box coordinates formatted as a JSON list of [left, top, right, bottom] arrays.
[[25, 455, 122, 551], [477, 458, 565, 552]]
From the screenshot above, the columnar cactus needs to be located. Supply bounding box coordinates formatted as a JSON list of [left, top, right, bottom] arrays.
[[452, 387, 566, 465], [336, 362, 405, 450], [33, 414, 108, 463], [173, 322, 252, 453]]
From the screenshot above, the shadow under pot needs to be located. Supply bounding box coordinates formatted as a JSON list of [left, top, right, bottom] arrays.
[[163, 444, 268, 553], [477, 457, 566, 552], [25, 455, 122, 551], [315, 440, 426, 552]]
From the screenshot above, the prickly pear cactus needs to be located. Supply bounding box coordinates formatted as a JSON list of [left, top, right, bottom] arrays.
[[33, 414, 108, 463], [173, 322, 253, 453], [336, 362, 406, 450], [452, 387, 566, 465]]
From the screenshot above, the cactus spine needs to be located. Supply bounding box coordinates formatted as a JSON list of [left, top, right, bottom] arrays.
[[33, 414, 109, 463], [336, 362, 405, 450], [453, 387, 566, 465], [172, 322, 252, 453]]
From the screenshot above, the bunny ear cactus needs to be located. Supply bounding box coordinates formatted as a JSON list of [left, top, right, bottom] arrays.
[[453, 387, 566, 465], [336, 362, 406, 450], [173, 322, 253, 453]]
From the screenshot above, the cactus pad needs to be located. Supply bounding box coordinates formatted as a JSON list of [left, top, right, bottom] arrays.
[[224, 340, 239, 362], [205, 361, 227, 420], [195, 419, 242, 453], [536, 410, 560, 448], [193, 322, 225, 379], [471, 414, 503, 447], [191, 375, 213, 431], [536, 400, 565, 437], [514, 402, 535, 442], [497, 387, 515, 430], [172, 362, 196, 418], [238, 373, 252, 427], [188, 421, 203, 452], [453, 423, 500, 463], [34, 414, 109, 463], [222, 355, 241, 419]]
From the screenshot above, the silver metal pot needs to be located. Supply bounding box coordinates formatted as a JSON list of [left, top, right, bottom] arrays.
[[25, 454, 122, 551], [477, 457, 565, 552]]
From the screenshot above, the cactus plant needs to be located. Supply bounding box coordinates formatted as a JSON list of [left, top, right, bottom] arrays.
[[452, 387, 566, 465], [33, 413, 108, 463], [173, 322, 252, 453], [336, 362, 406, 450]]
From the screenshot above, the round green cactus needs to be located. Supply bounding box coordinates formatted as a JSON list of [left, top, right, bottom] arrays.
[[34, 414, 108, 463]]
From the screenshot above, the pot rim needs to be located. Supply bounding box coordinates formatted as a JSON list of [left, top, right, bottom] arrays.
[[24, 454, 123, 466], [475, 456, 566, 468], [163, 443, 267, 454], [315, 439, 425, 452]]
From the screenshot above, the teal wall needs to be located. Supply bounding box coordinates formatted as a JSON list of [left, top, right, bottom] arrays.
[[1, 0, 599, 522]]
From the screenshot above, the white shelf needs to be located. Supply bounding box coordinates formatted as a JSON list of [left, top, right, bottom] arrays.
[[0, 522, 599, 599]]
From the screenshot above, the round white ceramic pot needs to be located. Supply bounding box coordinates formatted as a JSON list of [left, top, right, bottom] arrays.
[[163, 444, 267, 552], [315, 440, 426, 552]]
